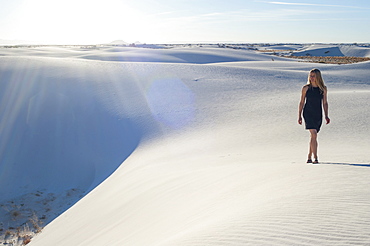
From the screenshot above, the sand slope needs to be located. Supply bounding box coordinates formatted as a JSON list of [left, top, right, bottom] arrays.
[[292, 44, 370, 57], [0, 45, 369, 245]]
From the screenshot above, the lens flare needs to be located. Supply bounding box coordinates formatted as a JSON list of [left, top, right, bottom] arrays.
[[146, 77, 195, 129]]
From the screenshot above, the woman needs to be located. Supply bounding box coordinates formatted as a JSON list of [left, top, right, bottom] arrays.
[[298, 68, 330, 164]]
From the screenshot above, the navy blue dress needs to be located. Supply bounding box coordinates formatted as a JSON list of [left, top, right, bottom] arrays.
[[303, 86, 323, 132]]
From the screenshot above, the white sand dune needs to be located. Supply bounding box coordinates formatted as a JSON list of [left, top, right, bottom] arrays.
[[292, 44, 370, 57], [1, 44, 369, 245], [0, 45, 288, 63], [256, 44, 305, 51]]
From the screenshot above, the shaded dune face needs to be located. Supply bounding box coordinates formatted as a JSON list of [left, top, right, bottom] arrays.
[[0, 59, 143, 201]]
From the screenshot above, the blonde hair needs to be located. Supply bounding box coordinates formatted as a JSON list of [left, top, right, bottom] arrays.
[[308, 68, 326, 93]]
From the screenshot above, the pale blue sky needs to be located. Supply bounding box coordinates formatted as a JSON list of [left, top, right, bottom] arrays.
[[0, 0, 369, 44]]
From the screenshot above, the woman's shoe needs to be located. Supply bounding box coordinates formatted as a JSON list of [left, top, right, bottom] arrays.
[[313, 159, 319, 164], [307, 159, 312, 163]]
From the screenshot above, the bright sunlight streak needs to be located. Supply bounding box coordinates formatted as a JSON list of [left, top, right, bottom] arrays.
[[10, 0, 153, 44]]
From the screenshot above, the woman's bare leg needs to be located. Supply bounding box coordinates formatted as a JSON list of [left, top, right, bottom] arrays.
[[308, 129, 318, 160]]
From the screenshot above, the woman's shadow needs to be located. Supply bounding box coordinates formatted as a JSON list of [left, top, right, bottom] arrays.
[[320, 162, 370, 167]]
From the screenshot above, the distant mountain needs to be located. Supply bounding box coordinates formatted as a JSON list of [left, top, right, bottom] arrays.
[[110, 40, 129, 45]]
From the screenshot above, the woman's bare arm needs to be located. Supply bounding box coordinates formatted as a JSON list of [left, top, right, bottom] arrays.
[[298, 86, 308, 124], [322, 89, 330, 124]]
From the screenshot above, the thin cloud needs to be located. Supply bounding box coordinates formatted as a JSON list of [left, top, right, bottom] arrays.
[[149, 11, 179, 17], [159, 2, 369, 27], [164, 8, 314, 25], [268, 1, 368, 9]]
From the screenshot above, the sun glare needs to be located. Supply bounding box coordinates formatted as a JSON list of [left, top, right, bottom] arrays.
[[11, 0, 151, 44]]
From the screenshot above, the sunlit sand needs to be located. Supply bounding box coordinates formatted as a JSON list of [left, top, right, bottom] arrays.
[[1, 43, 369, 245]]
